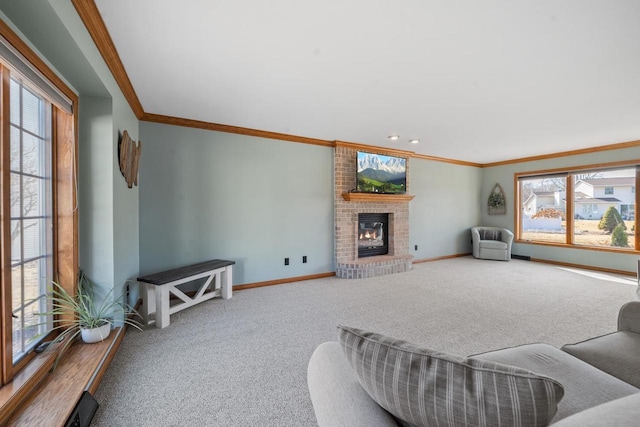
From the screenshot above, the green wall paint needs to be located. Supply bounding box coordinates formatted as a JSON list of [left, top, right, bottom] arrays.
[[139, 122, 334, 284], [78, 95, 114, 284], [410, 159, 482, 259]]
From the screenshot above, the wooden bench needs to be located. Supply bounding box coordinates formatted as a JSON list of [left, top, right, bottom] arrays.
[[138, 259, 235, 328]]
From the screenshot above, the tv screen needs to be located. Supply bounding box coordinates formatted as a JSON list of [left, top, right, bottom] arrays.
[[356, 151, 406, 194]]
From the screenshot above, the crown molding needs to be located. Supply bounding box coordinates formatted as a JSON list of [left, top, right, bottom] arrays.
[[141, 113, 334, 147], [482, 139, 640, 168], [71, 0, 144, 119], [334, 140, 415, 157]]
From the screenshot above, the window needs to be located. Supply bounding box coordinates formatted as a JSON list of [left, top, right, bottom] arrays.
[[517, 163, 639, 251], [10, 78, 53, 363], [0, 25, 77, 395], [518, 176, 566, 244]]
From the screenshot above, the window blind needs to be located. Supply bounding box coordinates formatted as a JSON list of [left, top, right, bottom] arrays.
[[0, 35, 73, 114]]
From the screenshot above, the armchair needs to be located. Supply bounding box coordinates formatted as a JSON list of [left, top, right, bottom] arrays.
[[471, 226, 514, 261]]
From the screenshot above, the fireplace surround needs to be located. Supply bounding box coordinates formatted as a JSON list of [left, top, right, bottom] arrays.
[[334, 143, 413, 278]]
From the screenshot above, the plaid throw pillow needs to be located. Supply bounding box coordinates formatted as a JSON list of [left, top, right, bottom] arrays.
[[479, 229, 502, 241], [338, 326, 564, 427]]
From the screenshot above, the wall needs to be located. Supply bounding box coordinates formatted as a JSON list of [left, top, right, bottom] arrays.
[[138, 121, 333, 285], [481, 145, 640, 273], [410, 158, 483, 259], [78, 95, 114, 283]]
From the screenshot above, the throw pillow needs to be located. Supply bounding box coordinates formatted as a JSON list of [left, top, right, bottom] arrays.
[[479, 229, 502, 241], [337, 326, 564, 427]]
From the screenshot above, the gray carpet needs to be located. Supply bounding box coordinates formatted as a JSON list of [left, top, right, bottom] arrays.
[[92, 257, 638, 426]]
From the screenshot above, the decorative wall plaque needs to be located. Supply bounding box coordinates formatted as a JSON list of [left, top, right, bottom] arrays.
[[118, 130, 142, 188], [488, 183, 506, 215]]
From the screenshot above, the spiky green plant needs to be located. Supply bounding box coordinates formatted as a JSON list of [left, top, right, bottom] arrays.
[[33, 271, 142, 361]]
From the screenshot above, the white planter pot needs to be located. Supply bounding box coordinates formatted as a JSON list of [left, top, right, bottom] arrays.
[[81, 323, 111, 343]]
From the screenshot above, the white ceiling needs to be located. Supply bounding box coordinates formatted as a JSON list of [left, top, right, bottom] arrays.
[[94, 0, 640, 163]]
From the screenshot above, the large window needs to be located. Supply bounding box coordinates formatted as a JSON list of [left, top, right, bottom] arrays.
[[517, 163, 639, 251], [10, 77, 53, 362], [0, 25, 77, 396]]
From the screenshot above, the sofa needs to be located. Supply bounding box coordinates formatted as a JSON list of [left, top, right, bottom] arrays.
[[308, 301, 640, 426], [471, 226, 514, 261]]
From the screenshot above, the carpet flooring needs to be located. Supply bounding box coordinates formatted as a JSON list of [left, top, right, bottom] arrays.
[[91, 257, 638, 426]]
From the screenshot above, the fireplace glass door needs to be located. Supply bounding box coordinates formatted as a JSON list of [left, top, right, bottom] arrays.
[[358, 213, 389, 257]]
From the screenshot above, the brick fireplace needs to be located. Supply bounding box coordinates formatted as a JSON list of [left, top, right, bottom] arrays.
[[334, 142, 413, 278]]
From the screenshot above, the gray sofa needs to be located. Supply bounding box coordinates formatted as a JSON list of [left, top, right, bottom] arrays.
[[308, 301, 640, 426], [471, 226, 514, 261]]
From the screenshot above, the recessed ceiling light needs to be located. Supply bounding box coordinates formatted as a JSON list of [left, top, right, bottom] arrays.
[[388, 135, 399, 141], [410, 139, 420, 144]]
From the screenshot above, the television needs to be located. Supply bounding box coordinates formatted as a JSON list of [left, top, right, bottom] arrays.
[[356, 151, 406, 194]]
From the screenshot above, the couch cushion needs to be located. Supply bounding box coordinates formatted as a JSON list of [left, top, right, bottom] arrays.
[[337, 326, 564, 427], [551, 393, 640, 427], [479, 240, 508, 250], [479, 229, 502, 241], [308, 341, 399, 427], [561, 331, 640, 388], [473, 343, 639, 422]]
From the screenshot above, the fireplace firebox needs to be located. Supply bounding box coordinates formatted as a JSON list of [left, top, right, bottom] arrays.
[[358, 213, 389, 257]]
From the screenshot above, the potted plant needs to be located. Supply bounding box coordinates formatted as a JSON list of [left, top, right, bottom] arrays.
[[36, 271, 142, 354]]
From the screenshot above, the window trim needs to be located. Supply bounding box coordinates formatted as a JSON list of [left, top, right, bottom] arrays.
[[0, 17, 78, 422], [514, 159, 640, 252]]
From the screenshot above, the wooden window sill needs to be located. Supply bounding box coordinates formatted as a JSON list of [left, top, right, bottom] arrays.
[[0, 327, 124, 426]]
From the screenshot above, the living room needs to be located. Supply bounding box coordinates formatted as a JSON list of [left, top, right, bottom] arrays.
[[0, 1, 638, 426]]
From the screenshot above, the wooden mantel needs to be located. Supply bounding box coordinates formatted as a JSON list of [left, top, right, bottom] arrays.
[[341, 193, 415, 203]]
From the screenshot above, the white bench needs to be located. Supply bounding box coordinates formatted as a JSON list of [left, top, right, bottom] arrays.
[[138, 259, 235, 328]]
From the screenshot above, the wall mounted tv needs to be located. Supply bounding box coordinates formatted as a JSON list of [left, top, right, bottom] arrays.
[[356, 151, 407, 194]]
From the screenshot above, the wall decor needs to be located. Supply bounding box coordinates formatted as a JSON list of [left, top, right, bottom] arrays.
[[488, 183, 506, 215], [118, 130, 142, 188]]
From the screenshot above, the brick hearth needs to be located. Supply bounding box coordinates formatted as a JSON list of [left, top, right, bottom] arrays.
[[334, 143, 413, 278]]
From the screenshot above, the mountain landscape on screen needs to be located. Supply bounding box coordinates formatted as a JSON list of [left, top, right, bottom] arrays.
[[357, 152, 406, 194]]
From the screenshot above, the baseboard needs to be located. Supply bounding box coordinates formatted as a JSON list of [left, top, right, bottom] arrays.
[[511, 254, 531, 261], [233, 272, 336, 291], [412, 252, 471, 264]]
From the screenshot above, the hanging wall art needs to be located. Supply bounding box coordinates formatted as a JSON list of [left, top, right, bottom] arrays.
[[488, 183, 506, 215], [118, 130, 142, 188]]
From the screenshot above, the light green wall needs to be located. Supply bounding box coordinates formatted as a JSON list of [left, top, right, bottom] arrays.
[[482, 145, 640, 273], [410, 159, 482, 258], [139, 122, 334, 284], [78, 95, 113, 283]]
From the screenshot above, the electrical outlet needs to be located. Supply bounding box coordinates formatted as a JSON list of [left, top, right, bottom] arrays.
[[284, 258, 289, 266], [415, 245, 418, 251], [302, 256, 307, 263]]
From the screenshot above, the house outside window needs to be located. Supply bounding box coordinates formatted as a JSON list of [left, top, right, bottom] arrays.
[[604, 186, 614, 195]]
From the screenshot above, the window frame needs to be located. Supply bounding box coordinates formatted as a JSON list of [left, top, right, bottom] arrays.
[[0, 19, 78, 420], [514, 159, 640, 252]]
